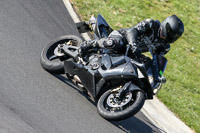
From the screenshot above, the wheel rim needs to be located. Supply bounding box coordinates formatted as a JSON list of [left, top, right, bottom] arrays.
[[104, 91, 136, 112], [47, 39, 79, 62], [106, 92, 133, 108]]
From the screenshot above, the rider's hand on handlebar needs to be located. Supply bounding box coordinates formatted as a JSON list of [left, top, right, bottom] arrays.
[[148, 44, 156, 51]]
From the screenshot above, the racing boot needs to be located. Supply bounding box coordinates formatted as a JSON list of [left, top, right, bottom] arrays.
[[89, 15, 96, 31], [79, 41, 94, 61]]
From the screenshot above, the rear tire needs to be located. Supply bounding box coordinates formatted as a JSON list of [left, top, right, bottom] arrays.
[[40, 35, 83, 74], [97, 89, 145, 121]]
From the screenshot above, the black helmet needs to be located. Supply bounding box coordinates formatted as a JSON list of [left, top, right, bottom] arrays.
[[160, 15, 184, 43]]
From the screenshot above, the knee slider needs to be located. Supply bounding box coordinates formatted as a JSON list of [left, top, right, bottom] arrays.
[[103, 38, 116, 48]]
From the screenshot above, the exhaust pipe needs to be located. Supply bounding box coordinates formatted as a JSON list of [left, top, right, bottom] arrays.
[[73, 75, 82, 83]]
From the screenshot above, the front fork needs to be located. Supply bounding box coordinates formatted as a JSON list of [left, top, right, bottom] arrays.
[[111, 81, 143, 100]]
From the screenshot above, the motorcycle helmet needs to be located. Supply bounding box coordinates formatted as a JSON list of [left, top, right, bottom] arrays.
[[160, 15, 184, 43]]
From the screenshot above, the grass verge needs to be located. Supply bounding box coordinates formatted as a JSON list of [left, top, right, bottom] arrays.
[[70, 0, 200, 132]]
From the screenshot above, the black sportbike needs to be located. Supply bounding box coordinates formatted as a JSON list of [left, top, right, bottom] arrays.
[[40, 14, 167, 121]]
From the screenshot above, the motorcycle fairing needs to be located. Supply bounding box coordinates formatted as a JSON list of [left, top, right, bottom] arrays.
[[64, 54, 139, 100], [130, 59, 154, 99], [64, 59, 98, 98], [98, 54, 138, 81], [94, 14, 113, 39]]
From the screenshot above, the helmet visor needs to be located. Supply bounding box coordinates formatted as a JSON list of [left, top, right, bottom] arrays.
[[166, 23, 181, 43]]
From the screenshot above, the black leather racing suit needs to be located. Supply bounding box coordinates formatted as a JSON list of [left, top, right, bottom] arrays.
[[81, 19, 170, 62]]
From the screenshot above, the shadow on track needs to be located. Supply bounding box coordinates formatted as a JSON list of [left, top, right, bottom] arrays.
[[53, 74, 96, 106], [112, 116, 166, 133], [53, 74, 164, 133]]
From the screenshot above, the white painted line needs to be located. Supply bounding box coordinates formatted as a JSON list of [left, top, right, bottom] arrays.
[[142, 97, 195, 133], [62, 0, 195, 133], [63, 0, 91, 41]]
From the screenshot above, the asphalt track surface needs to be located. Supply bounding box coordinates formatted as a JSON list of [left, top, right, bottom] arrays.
[[0, 0, 162, 132]]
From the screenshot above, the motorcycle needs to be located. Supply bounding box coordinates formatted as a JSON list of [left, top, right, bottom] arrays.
[[40, 14, 167, 121]]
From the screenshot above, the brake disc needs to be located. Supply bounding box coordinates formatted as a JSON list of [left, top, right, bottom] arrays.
[[106, 92, 132, 108]]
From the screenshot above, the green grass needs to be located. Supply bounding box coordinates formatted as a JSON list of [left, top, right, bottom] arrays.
[[70, 0, 200, 132]]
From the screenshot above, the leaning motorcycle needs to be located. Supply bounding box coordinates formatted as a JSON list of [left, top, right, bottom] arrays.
[[40, 14, 167, 121]]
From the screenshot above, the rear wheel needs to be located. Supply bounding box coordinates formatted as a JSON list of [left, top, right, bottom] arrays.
[[40, 35, 83, 74], [97, 87, 145, 121]]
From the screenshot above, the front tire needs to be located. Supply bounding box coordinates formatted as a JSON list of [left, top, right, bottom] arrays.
[[97, 89, 145, 121], [40, 35, 83, 74]]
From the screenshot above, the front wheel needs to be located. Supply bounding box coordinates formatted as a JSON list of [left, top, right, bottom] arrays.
[[97, 89, 145, 121]]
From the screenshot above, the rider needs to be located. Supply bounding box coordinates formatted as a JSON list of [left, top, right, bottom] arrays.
[[79, 15, 184, 62]]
